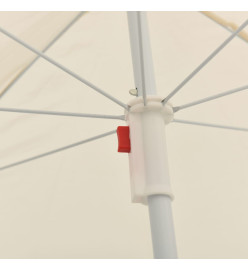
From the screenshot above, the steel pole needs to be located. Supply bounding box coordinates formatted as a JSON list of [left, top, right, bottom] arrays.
[[127, 11, 177, 259]]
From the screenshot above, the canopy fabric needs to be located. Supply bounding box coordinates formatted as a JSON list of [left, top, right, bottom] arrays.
[[0, 11, 81, 94], [0, 11, 248, 258]]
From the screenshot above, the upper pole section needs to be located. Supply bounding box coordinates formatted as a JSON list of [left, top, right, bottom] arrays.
[[127, 12, 157, 97]]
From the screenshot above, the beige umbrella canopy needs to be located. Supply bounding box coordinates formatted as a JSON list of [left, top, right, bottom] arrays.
[[0, 11, 248, 258]]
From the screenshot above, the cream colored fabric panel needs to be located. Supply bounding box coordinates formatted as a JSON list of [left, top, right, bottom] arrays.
[[0, 11, 81, 94], [214, 11, 248, 25], [202, 11, 248, 41]]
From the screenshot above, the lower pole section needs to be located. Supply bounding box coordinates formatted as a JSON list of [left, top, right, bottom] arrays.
[[148, 195, 177, 259]]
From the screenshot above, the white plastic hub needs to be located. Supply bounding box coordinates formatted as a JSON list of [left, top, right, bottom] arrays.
[[125, 96, 174, 204]]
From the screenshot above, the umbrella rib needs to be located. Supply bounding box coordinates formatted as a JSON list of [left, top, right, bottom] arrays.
[[200, 11, 248, 44], [173, 119, 248, 132], [0, 107, 125, 120], [137, 11, 147, 105], [162, 18, 248, 105], [0, 129, 116, 172], [0, 11, 87, 100], [173, 84, 248, 112], [0, 27, 128, 110]]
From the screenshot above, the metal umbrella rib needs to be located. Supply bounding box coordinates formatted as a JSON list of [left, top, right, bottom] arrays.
[[0, 26, 128, 110], [173, 84, 248, 112], [0, 11, 87, 100], [162, 19, 248, 105], [0, 107, 125, 120], [173, 119, 248, 132], [0, 130, 116, 171]]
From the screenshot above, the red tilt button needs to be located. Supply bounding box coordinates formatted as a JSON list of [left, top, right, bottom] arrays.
[[117, 126, 131, 153]]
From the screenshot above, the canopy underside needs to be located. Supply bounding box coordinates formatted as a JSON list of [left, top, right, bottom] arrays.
[[0, 11, 248, 259]]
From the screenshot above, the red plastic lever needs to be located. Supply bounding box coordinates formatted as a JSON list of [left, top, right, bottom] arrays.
[[117, 126, 131, 153]]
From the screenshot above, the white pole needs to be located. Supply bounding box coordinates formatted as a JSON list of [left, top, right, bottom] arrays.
[[148, 195, 177, 258], [127, 11, 177, 259]]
